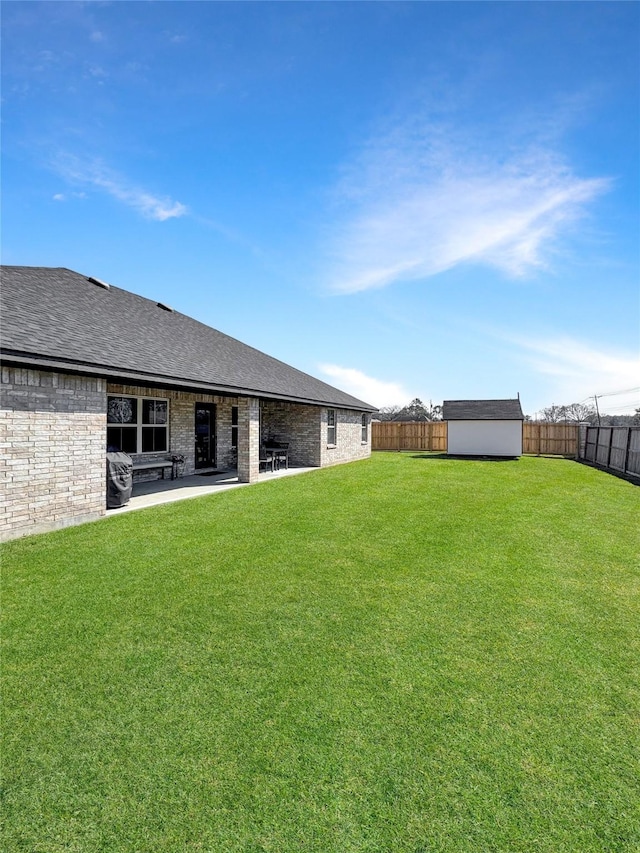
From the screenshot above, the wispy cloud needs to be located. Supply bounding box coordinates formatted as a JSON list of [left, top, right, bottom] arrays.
[[319, 363, 409, 408], [512, 334, 640, 413], [324, 117, 610, 294], [52, 191, 86, 202], [52, 154, 188, 221]]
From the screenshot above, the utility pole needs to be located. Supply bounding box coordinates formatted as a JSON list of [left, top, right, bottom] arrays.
[[594, 395, 601, 426]]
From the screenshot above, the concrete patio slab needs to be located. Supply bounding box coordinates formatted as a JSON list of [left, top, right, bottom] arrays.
[[107, 466, 318, 515]]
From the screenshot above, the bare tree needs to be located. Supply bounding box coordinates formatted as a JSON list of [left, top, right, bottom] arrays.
[[377, 405, 402, 422], [537, 402, 597, 423], [563, 402, 597, 424], [538, 405, 568, 423]]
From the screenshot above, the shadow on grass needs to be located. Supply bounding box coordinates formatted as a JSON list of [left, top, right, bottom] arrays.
[[409, 452, 517, 462]]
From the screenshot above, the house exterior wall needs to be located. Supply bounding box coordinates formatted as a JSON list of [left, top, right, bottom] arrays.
[[260, 400, 323, 467], [320, 408, 372, 467], [107, 383, 239, 478], [1, 367, 107, 541], [447, 420, 522, 457], [1, 369, 372, 540]]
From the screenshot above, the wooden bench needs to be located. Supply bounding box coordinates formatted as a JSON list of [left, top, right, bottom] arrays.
[[132, 459, 175, 480]]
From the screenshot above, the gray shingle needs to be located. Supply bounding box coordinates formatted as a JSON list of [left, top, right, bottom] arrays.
[[442, 399, 523, 420], [1, 266, 376, 410]]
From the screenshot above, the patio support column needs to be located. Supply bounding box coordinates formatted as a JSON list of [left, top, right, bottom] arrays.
[[237, 396, 260, 483]]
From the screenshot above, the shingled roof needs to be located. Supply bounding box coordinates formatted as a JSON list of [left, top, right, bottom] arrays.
[[443, 399, 523, 420], [0, 266, 376, 411]]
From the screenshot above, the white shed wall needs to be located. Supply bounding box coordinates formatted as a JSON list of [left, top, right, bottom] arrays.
[[447, 420, 522, 457]]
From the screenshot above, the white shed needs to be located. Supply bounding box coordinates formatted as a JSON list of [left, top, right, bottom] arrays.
[[443, 398, 524, 457]]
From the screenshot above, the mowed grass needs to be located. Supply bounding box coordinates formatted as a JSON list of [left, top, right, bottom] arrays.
[[2, 454, 639, 853]]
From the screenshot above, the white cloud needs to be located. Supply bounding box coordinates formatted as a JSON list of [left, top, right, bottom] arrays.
[[52, 154, 187, 221], [52, 193, 66, 201], [319, 364, 410, 408], [512, 335, 640, 414], [324, 118, 610, 294]]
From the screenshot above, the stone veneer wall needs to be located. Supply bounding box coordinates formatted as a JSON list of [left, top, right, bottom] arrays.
[[107, 383, 238, 478], [1, 367, 107, 541], [320, 408, 372, 467]]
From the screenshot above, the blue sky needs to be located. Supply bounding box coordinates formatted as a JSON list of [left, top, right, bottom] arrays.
[[2, 1, 639, 416]]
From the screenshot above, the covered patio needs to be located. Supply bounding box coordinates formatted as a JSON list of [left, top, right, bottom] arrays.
[[107, 465, 318, 516]]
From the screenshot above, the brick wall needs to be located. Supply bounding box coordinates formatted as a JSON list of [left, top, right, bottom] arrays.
[[237, 396, 260, 483], [261, 402, 372, 468], [1, 367, 107, 541], [107, 384, 238, 477], [1, 369, 373, 541], [320, 408, 372, 467], [260, 401, 323, 466]]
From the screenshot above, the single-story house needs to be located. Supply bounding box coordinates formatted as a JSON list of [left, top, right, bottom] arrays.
[[1, 266, 377, 540], [442, 398, 524, 457]]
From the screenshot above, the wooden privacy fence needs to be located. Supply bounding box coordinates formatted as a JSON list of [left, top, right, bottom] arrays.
[[372, 421, 447, 452], [372, 421, 578, 456], [522, 423, 577, 456], [580, 426, 640, 479]]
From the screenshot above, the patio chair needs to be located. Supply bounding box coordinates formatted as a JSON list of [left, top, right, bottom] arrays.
[[259, 447, 274, 473], [273, 443, 289, 470]]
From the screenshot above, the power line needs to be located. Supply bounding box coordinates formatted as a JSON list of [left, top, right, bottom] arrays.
[[601, 400, 640, 413], [595, 386, 640, 398]]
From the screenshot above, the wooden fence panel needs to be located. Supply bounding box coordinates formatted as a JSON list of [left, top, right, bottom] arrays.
[[596, 428, 612, 467], [522, 423, 577, 456], [579, 426, 640, 479], [372, 421, 447, 452], [585, 429, 597, 463], [372, 422, 577, 455], [609, 428, 629, 473]]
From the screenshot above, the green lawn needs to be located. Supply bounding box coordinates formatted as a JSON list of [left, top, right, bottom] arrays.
[[2, 454, 639, 853]]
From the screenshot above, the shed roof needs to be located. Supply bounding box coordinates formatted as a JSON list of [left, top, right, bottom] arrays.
[[443, 399, 524, 420], [0, 266, 376, 411]]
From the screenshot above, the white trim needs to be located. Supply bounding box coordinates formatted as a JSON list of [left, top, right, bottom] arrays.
[[327, 408, 337, 446], [107, 394, 170, 455]]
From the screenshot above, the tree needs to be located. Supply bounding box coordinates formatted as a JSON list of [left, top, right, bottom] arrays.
[[563, 402, 597, 424], [537, 402, 597, 423], [388, 398, 443, 421], [402, 398, 430, 421], [538, 405, 568, 423], [377, 405, 402, 422]]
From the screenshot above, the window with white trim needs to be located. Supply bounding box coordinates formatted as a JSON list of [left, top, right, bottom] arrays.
[[107, 395, 169, 454], [361, 413, 368, 443], [327, 409, 336, 445]]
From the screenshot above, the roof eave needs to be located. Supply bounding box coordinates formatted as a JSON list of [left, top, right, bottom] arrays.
[[1, 350, 378, 412]]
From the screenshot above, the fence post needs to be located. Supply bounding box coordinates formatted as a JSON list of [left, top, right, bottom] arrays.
[[576, 423, 587, 460]]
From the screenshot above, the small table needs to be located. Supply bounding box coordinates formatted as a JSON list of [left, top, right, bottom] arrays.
[[265, 446, 289, 470]]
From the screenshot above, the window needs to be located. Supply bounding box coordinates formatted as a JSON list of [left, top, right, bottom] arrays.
[[231, 406, 238, 450], [106, 396, 138, 453], [362, 413, 368, 443], [107, 395, 168, 454], [327, 409, 336, 445]]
